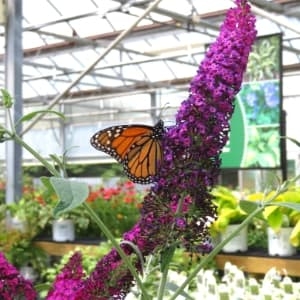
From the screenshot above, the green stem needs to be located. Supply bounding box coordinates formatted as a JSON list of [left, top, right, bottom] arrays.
[[12, 129, 149, 298], [157, 195, 185, 299], [7, 109, 15, 134], [169, 204, 265, 300], [83, 203, 150, 300], [157, 266, 169, 300], [12, 133, 60, 177]]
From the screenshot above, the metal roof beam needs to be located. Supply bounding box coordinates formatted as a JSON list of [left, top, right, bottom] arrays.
[[249, 0, 283, 13], [21, 0, 164, 134], [251, 3, 300, 35], [22, 46, 204, 83]]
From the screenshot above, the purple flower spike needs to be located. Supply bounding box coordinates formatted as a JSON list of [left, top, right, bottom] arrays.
[[47, 252, 85, 300], [57, 1, 257, 299], [0, 252, 37, 300]]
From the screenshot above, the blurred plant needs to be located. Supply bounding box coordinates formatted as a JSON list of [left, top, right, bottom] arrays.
[[247, 186, 300, 247], [209, 186, 248, 236], [86, 180, 144, 238], [41, 241, 114, 282], [246, 35, 281, 81], [0, 195, 50, 276], [247, 217, 268, 249], [194, 262, 300, 299], [0, 178, 5, 204], [245, 125, 280, 167], [237, 80, 280, 168], [41, 243, 201, 300], [241, 81, 279, 126]]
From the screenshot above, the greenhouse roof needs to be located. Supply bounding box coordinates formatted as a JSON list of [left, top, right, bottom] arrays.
[[0, 0, 299, 106]]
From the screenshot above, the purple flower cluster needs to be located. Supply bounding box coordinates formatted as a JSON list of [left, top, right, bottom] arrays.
[[75, 247, 137, 300], [0, 252, 37, 299], [47, 252, 85, 300], [49, 0, 257, 299]]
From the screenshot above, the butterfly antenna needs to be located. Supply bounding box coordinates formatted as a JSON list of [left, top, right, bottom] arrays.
[[153, 102, 170, 123]]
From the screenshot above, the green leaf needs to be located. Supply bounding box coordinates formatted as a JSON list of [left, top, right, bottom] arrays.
[[240, 200, 260, 214], [34, 283, 52, 293], [40, 176, 56, 194], [265, 207, 284, 230], [49, 177, 89, 217], [0, 126, 8, 143], [16, 110, 65, 125], [290, 220, 300, 247], [1, 89, 13, 108], [268, 201, 300, 212]]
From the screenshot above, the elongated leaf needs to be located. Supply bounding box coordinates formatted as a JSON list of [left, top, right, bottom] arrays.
[[40, 176, 56, 194], [265, 208, 283, 230], [290, 220, 300, 247], [17, 110, 65, 124], [49, 177, 89, 217], [281, 136, 300, 148], [267, 201, 300, 212], [1, 89, 13, 108], [165, 282, 194, 300]]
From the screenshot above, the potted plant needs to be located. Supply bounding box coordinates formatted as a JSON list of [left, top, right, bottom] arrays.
[[86, 180, 143, 238], [51, 206, 91, 242], [247, 186, 300, 256], [210, 186, 248, 253], [5, 236, 49, 282], [1, 197, 50, 281], [35, 184, 91, 242]]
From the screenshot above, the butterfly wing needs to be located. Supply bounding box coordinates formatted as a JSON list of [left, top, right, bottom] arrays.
[[90, 120, 164, 184]]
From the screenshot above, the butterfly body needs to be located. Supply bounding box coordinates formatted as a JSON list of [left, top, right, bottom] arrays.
[[90, 120, 164, 184]]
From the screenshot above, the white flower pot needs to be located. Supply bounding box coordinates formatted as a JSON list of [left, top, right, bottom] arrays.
[[221, 224, 248, 253], [10, 216, 27, 232], [20, 266, 38, 282], [267, 227, 296, 256], [52, 219, 75, 242]]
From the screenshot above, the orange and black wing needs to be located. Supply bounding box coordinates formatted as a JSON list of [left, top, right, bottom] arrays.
[[90, 120, 164, 184]]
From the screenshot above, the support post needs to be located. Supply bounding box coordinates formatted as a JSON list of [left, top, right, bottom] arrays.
[[5, 0, 23, 204]]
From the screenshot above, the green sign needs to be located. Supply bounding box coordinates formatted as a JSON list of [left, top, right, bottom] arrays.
[[221, 34, 281, 169], [221, 98, 246, 167]]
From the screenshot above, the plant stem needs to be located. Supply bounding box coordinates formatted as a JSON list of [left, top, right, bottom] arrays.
[[5, 105, 149, 298], [7, 108, 15, 134], [83, 203, 150, 300], [157, 266, 169, 300], [157, 195, 185, 299], [169, 204, 265, 300], [12, 133, 60, 177]]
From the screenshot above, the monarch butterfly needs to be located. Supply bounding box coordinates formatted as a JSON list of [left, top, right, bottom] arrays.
[[90, 120, 164, 184]]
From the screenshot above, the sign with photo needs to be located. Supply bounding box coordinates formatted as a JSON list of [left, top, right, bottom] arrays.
[[221, 34, 282, 169]]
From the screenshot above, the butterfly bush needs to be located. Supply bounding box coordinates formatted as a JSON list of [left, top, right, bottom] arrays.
[[47, 252, 85, 300], [0, 252, 37, 299], [69, 1, 257, 299], [0, 1, 256, 299]]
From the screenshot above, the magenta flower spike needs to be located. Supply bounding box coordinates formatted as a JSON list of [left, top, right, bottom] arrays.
[[57, 1, 257, 299], [0, 252, 37, 300], [46, 252, 85, 300]]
